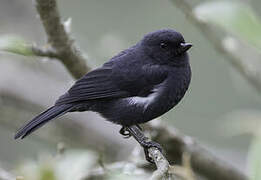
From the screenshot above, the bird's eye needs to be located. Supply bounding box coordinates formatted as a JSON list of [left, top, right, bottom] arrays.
[[160, 42, 167, 49]]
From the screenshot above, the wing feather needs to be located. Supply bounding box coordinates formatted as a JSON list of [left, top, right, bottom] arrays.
[[55, 67, 130, 105]]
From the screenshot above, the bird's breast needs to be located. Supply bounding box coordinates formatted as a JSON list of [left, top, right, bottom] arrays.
[[94, 66, 191, 126], [123, 66, 191, 123]]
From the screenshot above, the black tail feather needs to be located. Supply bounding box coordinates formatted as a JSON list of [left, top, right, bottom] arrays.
[[14, 104, 73, 139]]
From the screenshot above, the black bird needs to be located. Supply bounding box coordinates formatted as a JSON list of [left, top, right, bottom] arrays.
[[15, 29, 192, 161]]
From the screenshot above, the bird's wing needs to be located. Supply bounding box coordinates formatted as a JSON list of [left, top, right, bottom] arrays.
[[55, 57, 168, 106], [55, 67, 130, 105]]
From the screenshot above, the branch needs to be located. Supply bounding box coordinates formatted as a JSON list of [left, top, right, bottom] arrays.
[[170, 0, 261, 93], [148, 147, 171, 180], [34, 0, 91, 79], [126, 125, 173, 179], [145, 121, 248, 180]]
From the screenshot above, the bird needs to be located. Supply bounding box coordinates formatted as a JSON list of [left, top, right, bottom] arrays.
[[14, 29, 192, 161]]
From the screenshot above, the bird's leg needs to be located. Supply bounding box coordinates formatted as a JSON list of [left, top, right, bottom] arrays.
[[136, 124, 143, 131], [120, 125, 142, 138], [126, 125, 163, 163]]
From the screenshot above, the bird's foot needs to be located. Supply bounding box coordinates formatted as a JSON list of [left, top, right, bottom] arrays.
[[140, 140, 163, 164], [119, 125, 142, 139], [119, 126, 131, 138], [123, 125, 163, 164]]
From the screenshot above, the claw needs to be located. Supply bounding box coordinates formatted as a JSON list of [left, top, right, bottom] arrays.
[[122, 125, 163, 164], [141, 141, 163, 164], [144, 148, 154, 163], [119, 127, 131, 138], [141, 141, 163, 152]]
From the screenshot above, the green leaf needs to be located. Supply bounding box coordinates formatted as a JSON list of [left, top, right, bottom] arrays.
[[0, 35, 34, 56], [248, 134, 261, 180], [194, 1, 261, 50]]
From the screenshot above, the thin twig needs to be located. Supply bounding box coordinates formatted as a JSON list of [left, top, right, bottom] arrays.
[[170, 0, 261, 92], [31, 45, 58, 58], [35, 0, 91, 79]]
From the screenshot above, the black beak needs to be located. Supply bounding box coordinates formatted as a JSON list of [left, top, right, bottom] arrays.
[[180, 42, 193, 52]]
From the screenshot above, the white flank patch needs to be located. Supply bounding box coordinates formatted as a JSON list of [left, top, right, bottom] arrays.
[[127, 87, 159, 110]]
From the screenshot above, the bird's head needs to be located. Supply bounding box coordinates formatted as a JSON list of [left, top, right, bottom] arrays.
[[140, 29, 192, 66]]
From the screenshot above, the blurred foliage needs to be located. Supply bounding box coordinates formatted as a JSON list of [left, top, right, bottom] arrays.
[[196, 0, 261, 178], [0, 35, 34, 56], [107, 171, 147, 180], [15, 148, 153, 180], [221, 113, 261, 180], [248, 134, 261, 180], [195, 1, 261, 50], [17, 150, 97, 180]]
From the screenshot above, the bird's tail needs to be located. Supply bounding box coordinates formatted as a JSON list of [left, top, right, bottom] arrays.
[[14, 104, 74, 139]]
